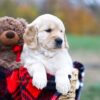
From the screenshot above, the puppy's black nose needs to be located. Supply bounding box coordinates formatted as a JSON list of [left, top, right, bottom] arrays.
[[6, 32, 15, 39], [55, 38, 63, 48]]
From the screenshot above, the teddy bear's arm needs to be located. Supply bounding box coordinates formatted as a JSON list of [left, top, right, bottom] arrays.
[[0, 59, 10, 68], [9, 61, 22, 70], [0, 59, 21, 70]]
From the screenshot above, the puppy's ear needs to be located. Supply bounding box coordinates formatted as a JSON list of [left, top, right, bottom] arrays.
[[23, 24, 38, 49], [64, 35, 69, 49]]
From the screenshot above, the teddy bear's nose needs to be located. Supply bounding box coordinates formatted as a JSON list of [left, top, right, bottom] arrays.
[[6, 32, 15, 39]]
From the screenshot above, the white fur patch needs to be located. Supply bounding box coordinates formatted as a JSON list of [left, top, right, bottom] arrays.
[[21, 14, 73, 94]]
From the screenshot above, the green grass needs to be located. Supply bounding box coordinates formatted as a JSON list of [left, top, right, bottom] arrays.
[[81, 83, 100, 100], [66, 35, 100, 100], [67, 35, 100, 52]]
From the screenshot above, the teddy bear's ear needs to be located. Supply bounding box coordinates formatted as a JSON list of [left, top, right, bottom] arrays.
[[23, 24, 38, 49], [17, 18, 28, 28]]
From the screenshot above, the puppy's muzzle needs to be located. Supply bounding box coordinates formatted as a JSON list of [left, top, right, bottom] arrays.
[[55, 38, 63, 48]]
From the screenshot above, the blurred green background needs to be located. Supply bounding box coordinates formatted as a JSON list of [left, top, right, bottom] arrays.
[[0, 0, 100, 100]]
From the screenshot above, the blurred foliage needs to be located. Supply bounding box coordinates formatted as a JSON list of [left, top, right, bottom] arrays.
[[0, 0, 100, 34], [0, 0, 38, 22], [16, 5, 38, 22], [0, 0, 17, 16], [81, 83, 100, 100], [46, 0, 99, 35]]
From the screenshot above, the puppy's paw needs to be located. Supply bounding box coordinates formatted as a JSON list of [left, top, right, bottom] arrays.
[[56, 77, 71, 95], [32, 74, 47, 89]]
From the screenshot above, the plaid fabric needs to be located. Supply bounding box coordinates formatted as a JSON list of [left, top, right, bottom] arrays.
[[0, 62, 85, 100], [0, 67, 21, 100]]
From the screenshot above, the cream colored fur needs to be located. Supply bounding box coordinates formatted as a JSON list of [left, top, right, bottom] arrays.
[[21, 14, 73, 95]]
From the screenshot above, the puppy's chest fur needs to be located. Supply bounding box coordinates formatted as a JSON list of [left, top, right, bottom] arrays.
[[22, 46, 73, 75], [42, 50, 73, 75]]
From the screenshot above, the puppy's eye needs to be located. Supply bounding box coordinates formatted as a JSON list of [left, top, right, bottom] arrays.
[[60, 30, 63, 32], [45, 29, 52, 32]]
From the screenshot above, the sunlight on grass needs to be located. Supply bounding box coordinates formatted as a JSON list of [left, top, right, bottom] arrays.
[[67, 35, 100, 52], [81, 83, 100, 100]]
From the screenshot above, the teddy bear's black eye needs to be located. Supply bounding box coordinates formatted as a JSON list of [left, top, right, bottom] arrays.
[[45, 29, 52, 33]]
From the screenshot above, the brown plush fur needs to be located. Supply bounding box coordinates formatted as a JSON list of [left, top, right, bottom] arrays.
[[0, 16, 27, 70]]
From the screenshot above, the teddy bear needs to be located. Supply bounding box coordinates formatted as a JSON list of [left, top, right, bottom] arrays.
[[0, 16, 28, 99], [0, 16, 27, 70]]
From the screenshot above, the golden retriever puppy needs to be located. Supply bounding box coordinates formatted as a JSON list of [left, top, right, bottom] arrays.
[[21, 14, 73, 95]]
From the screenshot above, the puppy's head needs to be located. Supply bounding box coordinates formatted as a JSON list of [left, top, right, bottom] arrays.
[[24, 14, 69, 50]]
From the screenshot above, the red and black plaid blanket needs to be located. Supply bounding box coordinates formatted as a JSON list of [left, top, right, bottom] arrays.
[[0, 62, 84, 100]]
